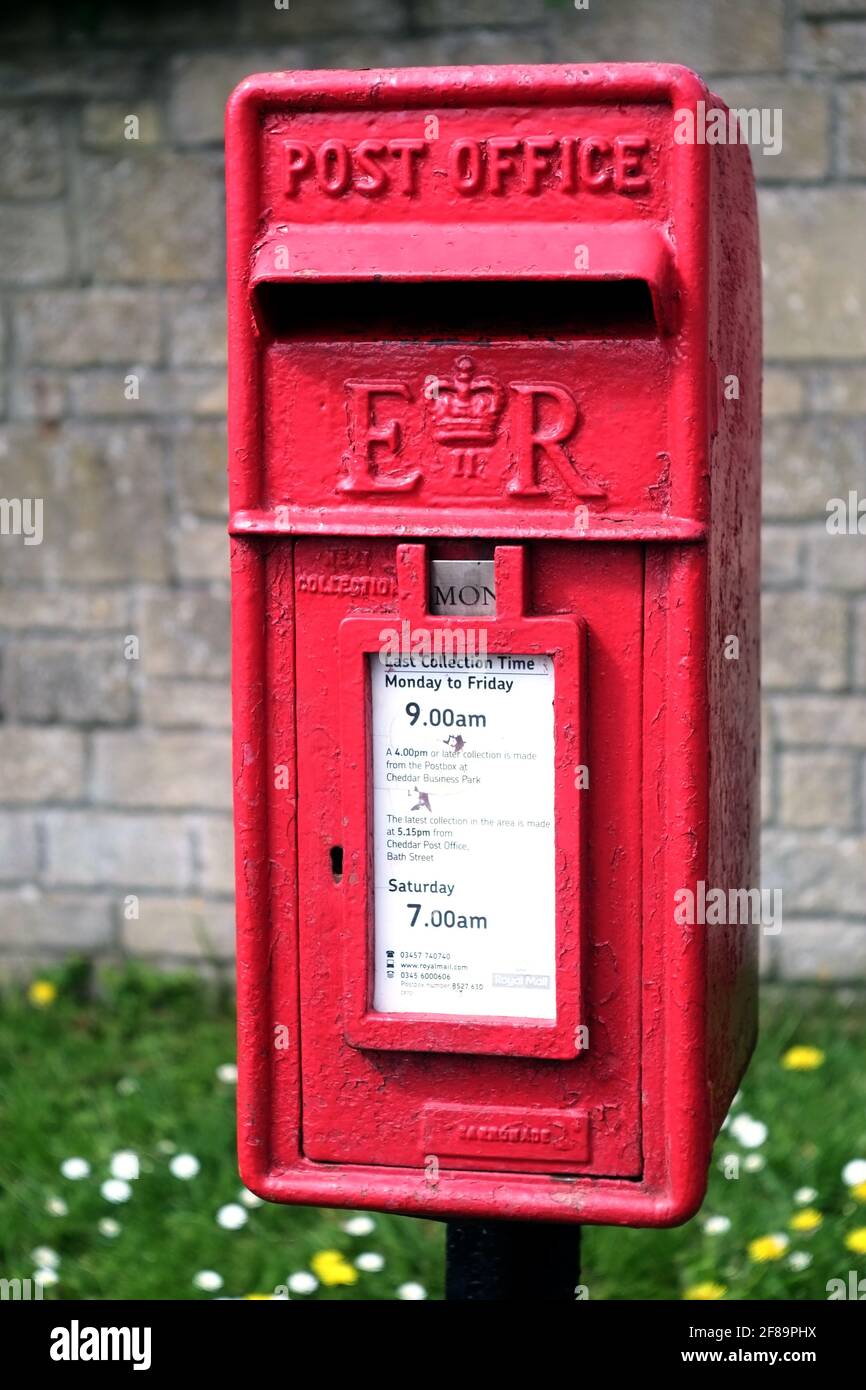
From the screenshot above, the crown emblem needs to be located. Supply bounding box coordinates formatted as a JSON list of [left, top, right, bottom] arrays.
[[431, 356, 506, 448]]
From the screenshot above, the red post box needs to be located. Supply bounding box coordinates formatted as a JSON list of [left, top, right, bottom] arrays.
[[226, 63, 760, 1226]]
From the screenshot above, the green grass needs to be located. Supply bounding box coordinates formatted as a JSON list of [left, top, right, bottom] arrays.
[[0, 961, 864, 1301]]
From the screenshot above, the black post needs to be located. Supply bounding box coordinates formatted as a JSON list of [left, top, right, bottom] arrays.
[[445, 1219, 581, 1301]]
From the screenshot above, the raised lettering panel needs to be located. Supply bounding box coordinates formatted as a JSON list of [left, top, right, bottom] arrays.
[[423, 1103, 591, 1169], [261, 106, 672, 224], [262, 342, 669, 517]]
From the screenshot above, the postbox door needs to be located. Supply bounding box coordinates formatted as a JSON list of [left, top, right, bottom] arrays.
[[291, 536, 644, 1179]]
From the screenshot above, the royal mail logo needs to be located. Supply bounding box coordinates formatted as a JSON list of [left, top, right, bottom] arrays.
[[339, 355, 606, 500]]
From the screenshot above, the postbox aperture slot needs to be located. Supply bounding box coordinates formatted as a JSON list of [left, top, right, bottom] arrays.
[[253, 278, 658, 341]]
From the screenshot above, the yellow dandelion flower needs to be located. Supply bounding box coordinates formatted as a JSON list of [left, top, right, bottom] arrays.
[[310, 1249, 359, 1286], [28, 979, 58, 1007], [747, 1233, 789, 1263], [845, 1228, 866, 1255], [789, 1208, 822, 1233], [683, 1281, 726, 1300], [310, 1249, 343, 1270], [781, 1046, 825, 1071], [245, 1293, 275, 1300], [852, 1181, 866, 1204]]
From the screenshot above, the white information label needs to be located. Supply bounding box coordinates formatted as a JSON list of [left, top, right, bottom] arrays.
[[371, 653, 556, 1020]]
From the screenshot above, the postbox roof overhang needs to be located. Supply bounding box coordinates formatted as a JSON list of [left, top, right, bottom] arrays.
[[226, 60, 714, 117]]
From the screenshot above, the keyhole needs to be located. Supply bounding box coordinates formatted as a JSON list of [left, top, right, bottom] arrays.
[[330, 846, 343, 883]]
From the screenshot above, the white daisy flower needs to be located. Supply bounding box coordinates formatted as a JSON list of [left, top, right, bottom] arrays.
[[169, 1153, 201, 1180], [287, 1271, 318, 1295], [396, 1281, 427, 1300], [342, 1215, 376, 1237], [842, 1159, 866, 1188], [101, 1178, 132, 1204], [31, 1246, 60, 1269], [45, 1197, 68, 1217], [794, 1186, 818, 1205], [216, 1203, 247, 1231], [239, 1187, 263, 1208], [216, 1063, 238, 1085], [33, 1267, 59, 1288], [60, 1157, 90, 1180], [193, 1270, 224, 1292], [788, 1251, 812, 1271], [744, 1153, 766, 1172], [355, 1252, 385, 1272], [110, 1151, 140, 1182], [702, 1215, 731, 1236], [729, 1114, 768, 1149], [98, 1218, 121, 1238]]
